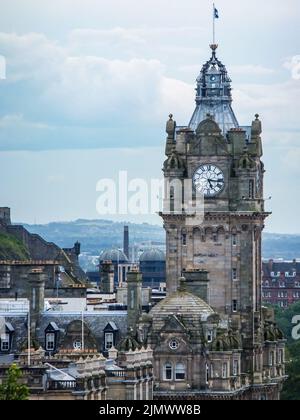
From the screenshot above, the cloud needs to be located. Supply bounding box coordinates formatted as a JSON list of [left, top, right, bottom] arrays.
[[284, 55, 300, 80], [229, 65, 275, 76], [0, 26, 298, 152]]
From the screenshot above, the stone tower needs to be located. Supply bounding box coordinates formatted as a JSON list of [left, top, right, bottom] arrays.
[[160, 44, 276, 385]]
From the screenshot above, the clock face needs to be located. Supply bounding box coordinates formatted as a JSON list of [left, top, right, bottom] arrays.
[[193, 164, 225, 197]]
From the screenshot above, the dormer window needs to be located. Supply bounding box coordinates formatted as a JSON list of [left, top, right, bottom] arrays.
[[103, 322, 119, 354], [0, 322, 14, 353], [44, 322, 59, 354], [1, 334, 10, 352], [207, 330, 213, 343]]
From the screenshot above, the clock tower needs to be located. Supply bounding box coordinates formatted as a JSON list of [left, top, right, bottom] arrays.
[[161, 43, 267, 323]]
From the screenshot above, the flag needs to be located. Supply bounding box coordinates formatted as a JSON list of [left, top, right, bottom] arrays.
[[214, 6, 219, 19]]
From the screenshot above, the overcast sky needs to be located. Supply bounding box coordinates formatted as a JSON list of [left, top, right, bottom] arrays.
[[0, 0, 299, 232]]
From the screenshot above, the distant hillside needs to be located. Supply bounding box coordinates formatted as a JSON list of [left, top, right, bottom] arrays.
[[22, 219, 300, 260], [0, 232, 30, 260], [23, 219, 165, 256]]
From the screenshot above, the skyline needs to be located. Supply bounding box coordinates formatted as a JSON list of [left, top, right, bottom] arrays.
[[0, 0, 300, 232]]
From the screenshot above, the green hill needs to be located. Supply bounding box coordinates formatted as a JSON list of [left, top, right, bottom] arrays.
[[0, 232, 30, 260]]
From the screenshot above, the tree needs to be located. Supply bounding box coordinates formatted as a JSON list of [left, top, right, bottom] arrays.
[[0, 363, 29, 400]]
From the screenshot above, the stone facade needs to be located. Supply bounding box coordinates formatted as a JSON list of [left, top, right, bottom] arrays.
[[151, 45, 286, 400]]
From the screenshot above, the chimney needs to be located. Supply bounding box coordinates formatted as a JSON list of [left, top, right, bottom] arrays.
[[127, 267, 142, 336], [268, 259, 274, 272], [183, 269, 210, 303], [100, 260, 114, 294], [0, 207, 11, 226], [74, 241, 81, 258], [28, 268, 46, 335], [123, 226, 129, 260]]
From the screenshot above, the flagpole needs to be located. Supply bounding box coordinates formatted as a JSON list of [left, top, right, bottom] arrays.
[[213, 3, 215, 44]]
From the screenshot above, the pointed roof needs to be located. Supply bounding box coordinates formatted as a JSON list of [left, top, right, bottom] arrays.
[[189, 44, 239, 134]]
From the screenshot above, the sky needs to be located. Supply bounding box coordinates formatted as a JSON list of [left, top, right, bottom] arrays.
[[0, 0, 299, 232]]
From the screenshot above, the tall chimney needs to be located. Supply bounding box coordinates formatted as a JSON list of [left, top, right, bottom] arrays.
[[28, 268, 46, 336], [123, 225, 129, 260], [127, 267, 142, 336], [100, 260, 115, 294]]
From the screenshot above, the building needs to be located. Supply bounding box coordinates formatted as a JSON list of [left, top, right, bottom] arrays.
[[0, 208, 88, 299], [144, 43, 286, 400], [139, 248, 166, 288], [262, 259, 300, 308], [99, 249, 131, 287]]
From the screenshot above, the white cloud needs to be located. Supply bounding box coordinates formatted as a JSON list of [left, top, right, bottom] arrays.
[[229, 65, 275, 76], [284, 55, 300, 80]]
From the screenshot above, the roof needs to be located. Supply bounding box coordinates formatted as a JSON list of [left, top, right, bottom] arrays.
[[150, 279, 215, 331], [99, 249, 129, 263], [189, 45, 239, 135], [139, 248, 166, 262]]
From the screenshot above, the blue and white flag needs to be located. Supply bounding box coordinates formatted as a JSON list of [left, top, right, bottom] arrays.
[[214, 6, 219, 19]]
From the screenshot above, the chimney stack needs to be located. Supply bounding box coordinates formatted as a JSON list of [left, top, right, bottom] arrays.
[[123, 226, 129, 260], [100, 260, 115, 294], [127, 267, 142, 336]]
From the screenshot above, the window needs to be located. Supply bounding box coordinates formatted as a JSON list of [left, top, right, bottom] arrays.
[[182, 233, 187, 246], [45, 333, 55, 351], [278, 349, 284, 364], [265, 280, 269, 287], [206, 364, 209, 384], [233, 360, 239, 376], [232, 234, 237, 246], [232, 300, 238, 313], [164, 363, 173, 381], [1, 334, 9, 352], [207, 330, 213, 343], [222, 363, 228, 379], [210, 364, 214, 379], [175, 363, 185, 381], [279, 281, 285, 288], [73, 340, 82, 350], [232, 268, 237, 281], [169, 339, 179, 350], [105, 333, 114, 350], [269, 351, 274, 366], [249, 180, 255, 199]]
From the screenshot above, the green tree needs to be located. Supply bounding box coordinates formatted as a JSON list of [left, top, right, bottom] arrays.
[[0, 363, 29, 400]]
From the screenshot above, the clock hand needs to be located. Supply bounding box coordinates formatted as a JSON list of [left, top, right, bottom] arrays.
[[208, 179, 224, 184]]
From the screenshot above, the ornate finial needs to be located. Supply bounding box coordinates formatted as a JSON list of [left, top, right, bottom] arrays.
[[255, 113, 259, 120], [169, 114, 173, 120], [210, 44, 218, 51]]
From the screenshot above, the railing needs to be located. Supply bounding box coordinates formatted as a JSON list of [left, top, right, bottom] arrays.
[[106, 370, 125, 378], [47, 380, 77, 391]]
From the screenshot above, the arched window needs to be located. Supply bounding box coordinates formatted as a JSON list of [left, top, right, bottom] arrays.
[[175, 363, 185, 381], [164, 363, 173, 381]]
